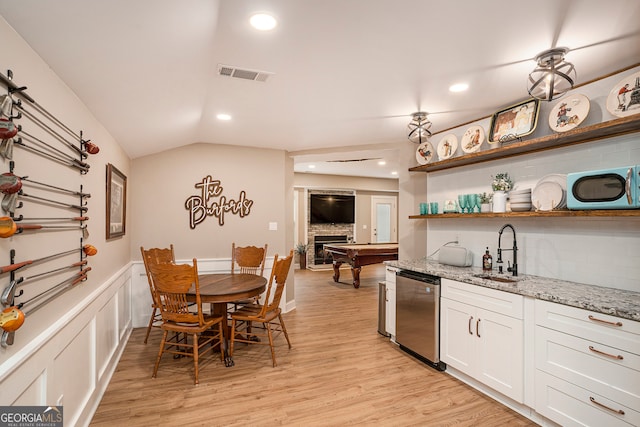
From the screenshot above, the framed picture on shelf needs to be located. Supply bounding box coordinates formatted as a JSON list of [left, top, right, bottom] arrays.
[[488, 98, 540, 143], [106, 163, 127, 239]]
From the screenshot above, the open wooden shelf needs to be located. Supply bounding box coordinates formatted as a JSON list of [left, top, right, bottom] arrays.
[[409, 209, 640, 219], [409, 115, 640, 173]]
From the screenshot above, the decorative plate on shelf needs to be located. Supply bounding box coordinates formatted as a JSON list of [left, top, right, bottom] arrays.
[[606, 71, 640, 118], [415, 141, 434, 165], [436, 134, 458, 160], [536, 174, 567, 208], [532, 181, 564, 211], [548, 94, 590, 133], [460, 125, 485, 153]]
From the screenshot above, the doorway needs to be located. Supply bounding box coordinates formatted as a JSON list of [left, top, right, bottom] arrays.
[[371, 195, 397, 243]]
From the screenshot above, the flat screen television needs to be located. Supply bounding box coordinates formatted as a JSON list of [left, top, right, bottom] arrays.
[[310, 194, 355, 224]]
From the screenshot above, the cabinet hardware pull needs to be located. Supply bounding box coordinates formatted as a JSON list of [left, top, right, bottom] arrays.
[[468, 316, 473, 335], [589, 396, 625, 415], [588, 315, 622, 327], [476, 318, 481, 338], [588, 345, 623, 360]]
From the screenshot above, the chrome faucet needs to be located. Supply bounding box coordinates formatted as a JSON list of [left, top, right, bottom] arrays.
[[497, 223, 518, 276]]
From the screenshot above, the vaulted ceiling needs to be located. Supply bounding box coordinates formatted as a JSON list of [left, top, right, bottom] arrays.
[[1, 0, 639, 178]]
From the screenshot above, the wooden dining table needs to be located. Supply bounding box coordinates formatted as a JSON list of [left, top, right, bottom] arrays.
[[187, 273, 267, 367]]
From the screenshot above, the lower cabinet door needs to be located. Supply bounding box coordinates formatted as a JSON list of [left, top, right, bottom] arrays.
[[385, 267, 396, 337], [475, 307, 524, 403], [386, 281, 396, 337], [441, 297, 475, 375], [441, 296, 524, 403]]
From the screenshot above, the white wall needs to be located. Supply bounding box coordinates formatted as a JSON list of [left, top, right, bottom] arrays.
[[422, 66, 640, 292], [398, 140, 429, 260], [0, 15, 133, 426], [130, 143, 290, 261]]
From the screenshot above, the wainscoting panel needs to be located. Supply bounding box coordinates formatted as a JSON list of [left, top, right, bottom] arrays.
[[0, 264, 133, 427]]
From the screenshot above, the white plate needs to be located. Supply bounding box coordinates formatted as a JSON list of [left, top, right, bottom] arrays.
[[532, 181, 564, 211], [436, 134, 458, 160], [415, 141, 434, 165], [460, 125, 485, 153], [548, 94, 590, 132], [606, 71, 640, 118], [537, 174, 567, 208]]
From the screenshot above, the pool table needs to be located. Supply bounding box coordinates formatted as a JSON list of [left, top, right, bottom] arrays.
[[323, 243, 399, 288]]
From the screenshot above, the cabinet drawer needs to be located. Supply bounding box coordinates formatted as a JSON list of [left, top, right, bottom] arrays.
[[535, 326, 640, 410], [536, 369, 639, 427], [441, 278, 523, 319], [535, 300, 640, 355]]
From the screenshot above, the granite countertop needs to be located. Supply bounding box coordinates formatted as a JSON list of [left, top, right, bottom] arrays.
[[386, 258, 640, 322]]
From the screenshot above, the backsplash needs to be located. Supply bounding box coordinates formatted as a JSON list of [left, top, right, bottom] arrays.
[[422, 66, 640, 293]]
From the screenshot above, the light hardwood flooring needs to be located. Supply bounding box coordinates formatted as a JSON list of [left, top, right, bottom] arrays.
[[90, 264, 537, 426]]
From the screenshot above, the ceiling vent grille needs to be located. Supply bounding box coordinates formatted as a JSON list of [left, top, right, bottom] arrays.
[[217, 64, 273, 82]]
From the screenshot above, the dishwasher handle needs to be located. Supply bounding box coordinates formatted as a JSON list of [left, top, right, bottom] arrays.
[[396, 270, 440, 285]]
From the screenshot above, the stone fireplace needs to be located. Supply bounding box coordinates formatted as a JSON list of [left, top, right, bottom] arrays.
[[303, 189, 355, 269], [313, 235, 348, 265]]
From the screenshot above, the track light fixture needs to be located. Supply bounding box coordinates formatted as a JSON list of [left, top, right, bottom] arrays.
[[527, 47, 576, 101], [407, 112, 432, 144]]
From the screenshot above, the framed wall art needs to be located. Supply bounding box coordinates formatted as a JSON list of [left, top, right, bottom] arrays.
[[106, 163, 127, 239], [488, 98, 540, 143]]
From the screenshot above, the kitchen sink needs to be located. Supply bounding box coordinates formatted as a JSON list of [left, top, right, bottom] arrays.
[[473, 274, 517, 284]]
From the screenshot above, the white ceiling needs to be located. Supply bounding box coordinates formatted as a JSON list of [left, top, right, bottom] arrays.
[[1, 0, 639, 179]]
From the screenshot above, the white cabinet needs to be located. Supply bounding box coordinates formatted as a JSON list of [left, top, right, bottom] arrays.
[[384, 266, 397, 338], [441, 278, 524, 403], [534, 300, 640, 427]]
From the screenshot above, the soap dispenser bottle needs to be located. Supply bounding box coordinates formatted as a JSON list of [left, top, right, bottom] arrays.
[[483, 247, 493, 271]]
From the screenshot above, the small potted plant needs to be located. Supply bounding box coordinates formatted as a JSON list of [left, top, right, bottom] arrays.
[[295, 243, 308, 269], [491, 172, 513, 212], [479, 192, 492, 213]]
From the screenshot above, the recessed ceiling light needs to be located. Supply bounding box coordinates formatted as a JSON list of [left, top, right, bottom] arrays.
[[391, 171, 398, 176], [449, 83, 469, 92], [378, 160, 386, 166], [250, 13, 277, 31], [216, 114, 232, 121], [308, 164, 316, 169]]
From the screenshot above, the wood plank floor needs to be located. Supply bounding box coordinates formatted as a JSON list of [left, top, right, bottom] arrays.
[[90, 264, 537, 426]]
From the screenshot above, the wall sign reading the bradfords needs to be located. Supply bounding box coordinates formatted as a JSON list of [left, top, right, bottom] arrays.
[[184, 175, 254, 229]]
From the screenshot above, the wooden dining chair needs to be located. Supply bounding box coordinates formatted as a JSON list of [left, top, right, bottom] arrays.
[[229, 243, 268, 310], [230, 250, 293, 367], [140, 245, 176, 344], [231, 243, 268, 276], [149, 259, 224, 385]]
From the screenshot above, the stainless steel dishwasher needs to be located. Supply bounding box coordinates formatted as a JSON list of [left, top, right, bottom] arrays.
[[395, 270, 446, 371]]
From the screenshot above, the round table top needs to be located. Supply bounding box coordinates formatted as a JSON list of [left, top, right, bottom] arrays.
[[193, 273, 267, 303]]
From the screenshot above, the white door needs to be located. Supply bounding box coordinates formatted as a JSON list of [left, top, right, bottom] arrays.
[[371, 195, 397, 243]]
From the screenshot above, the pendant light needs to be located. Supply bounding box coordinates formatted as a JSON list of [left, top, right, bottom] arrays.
[[407, 112, 432, 144], [527, 47, 576, 101]]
